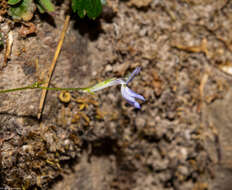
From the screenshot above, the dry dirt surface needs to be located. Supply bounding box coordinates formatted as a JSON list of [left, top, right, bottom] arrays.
[[1, 0, 232, 189]]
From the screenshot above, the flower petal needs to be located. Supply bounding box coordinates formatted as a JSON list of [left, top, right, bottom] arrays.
[[121, 85, 136, 102], [123, 96, 141, 109], [124, 86, 145, 101], [121, 85, 144, 109], [126, 67, 141, 84]]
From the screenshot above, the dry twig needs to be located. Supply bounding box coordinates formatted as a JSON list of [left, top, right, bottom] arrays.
[[3, 31, 13, 68], [37, 15, 70, 120]]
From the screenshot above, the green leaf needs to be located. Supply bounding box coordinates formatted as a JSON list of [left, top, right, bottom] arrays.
[[72, 0, 102, 19], [8, 0, 35, 21], [8, 0, 22, 5], [36, 2, 45, 13], [36, 0, 55, 12], [71, 0, 79, 13]]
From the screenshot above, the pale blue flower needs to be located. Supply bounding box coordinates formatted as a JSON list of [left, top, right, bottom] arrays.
[[121, 67, 145, 108], [121, 84, 145, 109], [83, 67, 145, 109]]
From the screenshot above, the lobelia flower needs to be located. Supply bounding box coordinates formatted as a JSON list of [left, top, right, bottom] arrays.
[[83, 67, 145, 109]]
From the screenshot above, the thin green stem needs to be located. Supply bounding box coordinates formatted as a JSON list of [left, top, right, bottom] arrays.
[[0, 84, 89, 93], [0, 85, 35, 93], [37, 86, 87, 91], [0, 77, 121, 94]]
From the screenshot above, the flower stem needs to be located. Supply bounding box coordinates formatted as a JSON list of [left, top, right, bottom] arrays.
[[0, 85, 35, 93], [37, 86, 86, 91], [0, 83, 88, 93]]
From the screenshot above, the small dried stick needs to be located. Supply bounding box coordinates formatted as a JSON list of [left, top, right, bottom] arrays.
[[37, 15, 70, 120]]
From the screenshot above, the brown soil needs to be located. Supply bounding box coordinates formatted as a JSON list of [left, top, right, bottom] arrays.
[[1, 0, 232, 189]]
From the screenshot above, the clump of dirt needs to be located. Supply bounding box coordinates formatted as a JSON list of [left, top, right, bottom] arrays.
[[0, 0, 8, 16]]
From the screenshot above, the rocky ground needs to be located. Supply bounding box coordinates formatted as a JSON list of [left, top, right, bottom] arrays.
[[0, 0, 232, 189]]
